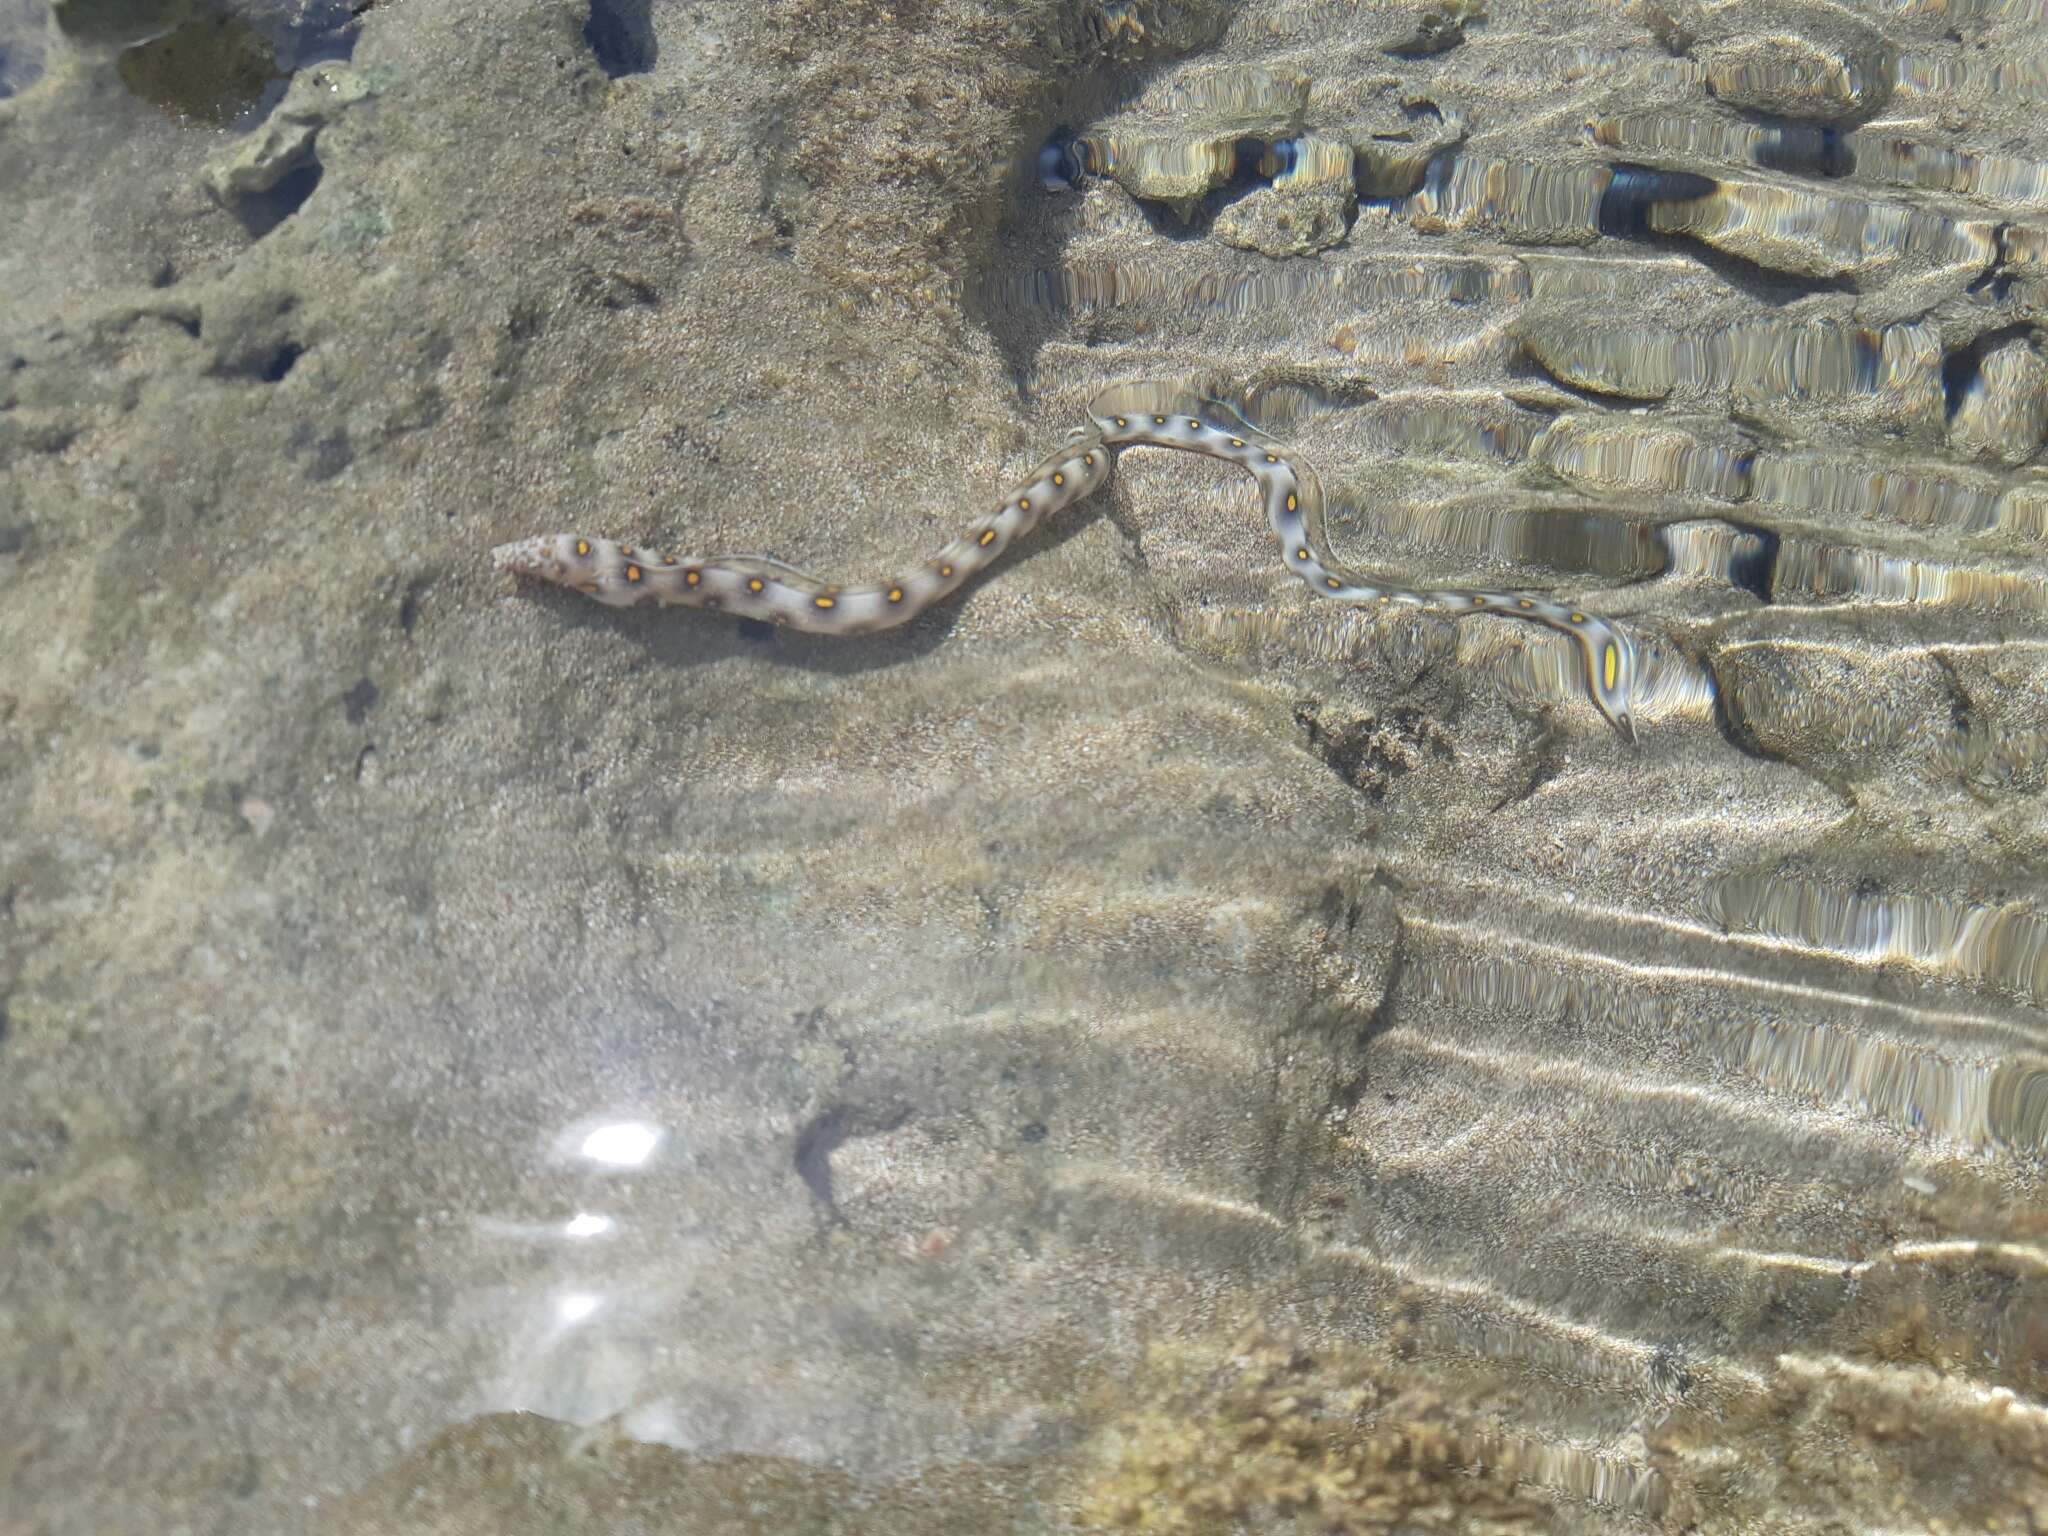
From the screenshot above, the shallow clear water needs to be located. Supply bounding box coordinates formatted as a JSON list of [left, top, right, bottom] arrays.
[[2, 0, 2045, 1531]]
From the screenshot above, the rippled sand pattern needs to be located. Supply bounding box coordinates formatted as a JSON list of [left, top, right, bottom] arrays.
[[2, 0, 2046, 1533]]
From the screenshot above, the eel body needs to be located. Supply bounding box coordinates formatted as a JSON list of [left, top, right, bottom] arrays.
[[493, 385, 1638, 740]]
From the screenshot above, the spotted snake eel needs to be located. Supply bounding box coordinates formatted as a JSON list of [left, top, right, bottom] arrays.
[[493, 384, 1639, 740]]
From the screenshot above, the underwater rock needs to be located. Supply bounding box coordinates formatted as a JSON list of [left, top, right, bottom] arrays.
[[1344, 98, 1466, 199], [1699, 31, 1893, 122], [1988, 479, 2048, 543], [1948, 333, 2048, 467], [1591, 112, 2048, 212], [202, 62, 370, 202], [1263, 131, 1357, 193], [1646, 179, 1995, 284], [1519, 315, 1945, 438], [1750, 452, 2001, 534], [1406, 155, 1611, 245], [1213, 183, 1352, 257], [1043, 64, 1309, 216], [1692, 0, 1896, 123], [1534, 413, 1753, 502], [1079, 0, 1234, 60]]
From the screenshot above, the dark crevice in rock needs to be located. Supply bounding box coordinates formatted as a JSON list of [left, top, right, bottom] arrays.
[[1940, 322, 2038, 424], [506, 301, 546, 344], [399, 577, 430, 635], [233, 160, 323, 239], [255, 341, 304, 382], [1747, 122, 1854, 179], [1720, 519, 1781, 603], [342, 676, 379, 723], [583, 0, 655, 78], [211, 324, 305, 383], [1597, 163, 1717, 239]]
